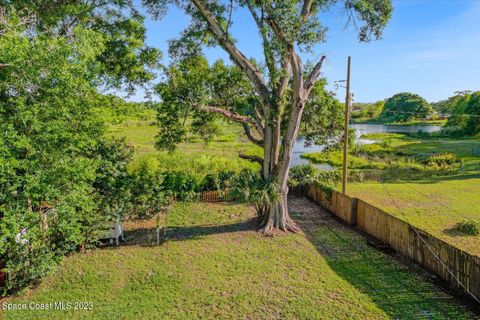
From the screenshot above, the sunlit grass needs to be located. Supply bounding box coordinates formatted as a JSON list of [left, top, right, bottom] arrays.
[[347, 175, 480, 256], [1, 201, 475, 319], [107, 119, 262, 175]]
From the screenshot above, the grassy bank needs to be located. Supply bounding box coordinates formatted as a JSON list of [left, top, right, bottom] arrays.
[[302, 133, 480, 173], [351, 119, 448, 126], [107, 119, 261, 175], [1, 199, 476, 319]]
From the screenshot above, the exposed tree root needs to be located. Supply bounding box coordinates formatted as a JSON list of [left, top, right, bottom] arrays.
[[258, 199, 300, 236]]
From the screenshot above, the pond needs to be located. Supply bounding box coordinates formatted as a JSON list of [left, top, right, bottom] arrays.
[[291, 123, 443, 168]]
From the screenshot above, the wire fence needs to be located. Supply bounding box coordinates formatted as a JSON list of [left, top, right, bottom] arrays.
[[347, 161, 480, 183]]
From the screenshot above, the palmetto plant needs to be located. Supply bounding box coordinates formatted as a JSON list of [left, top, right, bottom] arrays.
[[229, 170, 281, 225]]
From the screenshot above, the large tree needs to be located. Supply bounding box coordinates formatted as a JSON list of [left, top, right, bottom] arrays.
[[379, 92, 432, 123], [145, 0, 392, 234]]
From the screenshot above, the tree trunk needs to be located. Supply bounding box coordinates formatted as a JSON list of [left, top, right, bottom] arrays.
[[258, 189, 300, 235], [258, 123, 300, 235]]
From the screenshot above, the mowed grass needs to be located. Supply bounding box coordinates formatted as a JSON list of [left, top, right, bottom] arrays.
[[347, 175, 480, 256], [1, 200, 477, 319]]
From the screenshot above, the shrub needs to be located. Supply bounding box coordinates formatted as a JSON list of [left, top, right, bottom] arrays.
[[289, 164, 319, 189], [229, 169, 280, 211], [127, 158, 170, 218], [289, 164, 341, 194], [453, 219, 480, 235], [420, 153, 460, 169], [200, 171, 236, 191], [316, 170, 342, 186], [160, 171, 201, 201]]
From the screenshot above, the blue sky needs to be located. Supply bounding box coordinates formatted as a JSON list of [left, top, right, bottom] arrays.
[[134, 0, 480, 103]]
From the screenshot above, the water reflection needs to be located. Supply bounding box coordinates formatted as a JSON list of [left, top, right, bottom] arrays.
[[291, 123, 443, 168]]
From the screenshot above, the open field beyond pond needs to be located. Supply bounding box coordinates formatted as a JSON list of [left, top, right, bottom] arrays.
[[1, 198, 477, 319], [108, 120, 261, 174]]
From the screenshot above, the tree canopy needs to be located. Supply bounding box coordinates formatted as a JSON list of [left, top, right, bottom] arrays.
[[1, 0, 162, 93], [379, 92, 432, 123], [445, 91, 480, 135]]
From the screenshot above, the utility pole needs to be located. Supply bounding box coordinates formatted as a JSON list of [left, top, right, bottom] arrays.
[[342, 56, 352, 195]]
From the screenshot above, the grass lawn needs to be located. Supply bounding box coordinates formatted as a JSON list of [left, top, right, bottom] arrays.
[[347, 175, 480, 256], [1, 199, 477, 319]]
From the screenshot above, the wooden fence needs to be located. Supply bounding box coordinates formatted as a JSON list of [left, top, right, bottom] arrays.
[[306, 184, 480, 304], [199, 190, 231, 202]]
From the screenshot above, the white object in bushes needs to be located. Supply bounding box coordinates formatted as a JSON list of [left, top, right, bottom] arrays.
[[100, 222, 124, 246], [15, 228, 29, 245]]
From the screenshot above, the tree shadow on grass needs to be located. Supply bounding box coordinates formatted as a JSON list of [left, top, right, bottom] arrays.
[[121, 218, 258, 247], [289, 195, 480, 319]]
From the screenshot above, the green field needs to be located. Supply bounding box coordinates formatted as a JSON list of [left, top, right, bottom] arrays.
[[108, 119, 261, 174], [1, 199, 476, 319], [347, 175, 480, 256], [301, 132, 480, 256]]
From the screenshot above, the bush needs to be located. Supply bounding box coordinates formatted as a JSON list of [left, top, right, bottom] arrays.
[[289, 164, 319, 189], [229, 169, 280, 211], [127, 158, 170, 218], [419, 153, 460, 169], [289, 164, 341, 193], [200, 171, 236, 191], [453, 219, 480, 235], [160, 171, 201, 201]]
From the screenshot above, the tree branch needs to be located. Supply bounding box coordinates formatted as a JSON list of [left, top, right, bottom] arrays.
[[304, 55, 326, 92], [239, 153, 263, 164], [301, 0, 314, 21], [245, 0, 276, 77], [196, 104, 256, 124], [275, 56, 291, 99], [242, 123, 264, 146], [190, 0, 271, 106]]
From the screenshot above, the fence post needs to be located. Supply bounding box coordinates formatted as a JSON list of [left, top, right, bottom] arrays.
[[351, 198, 358, 226]]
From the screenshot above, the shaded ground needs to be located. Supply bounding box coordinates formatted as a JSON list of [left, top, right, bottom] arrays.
[[1, 199, 478, 319]]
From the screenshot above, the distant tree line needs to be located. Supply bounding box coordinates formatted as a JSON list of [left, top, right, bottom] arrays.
[[351, 91, 480, 135], [438, 91, 480, 136]]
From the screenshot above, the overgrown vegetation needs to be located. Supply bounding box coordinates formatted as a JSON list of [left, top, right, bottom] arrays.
[[445, 91, 480, 136], [350, 101, 384, 123], [289, 164, 341, 192], [453, 219, 480, 236], [302, 132, 479, 182]]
